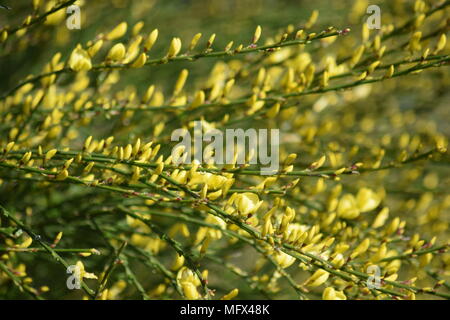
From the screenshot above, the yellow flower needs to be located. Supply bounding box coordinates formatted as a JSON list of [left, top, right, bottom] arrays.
[[56, 169, 69, 181], [69, 47, 92, 72], [171, 254, 185, 271], [189, 33, 202, 51], [188, 172, 228, 190], [167, 37, 182, 58], [337, 194, 360, 219], [434, 34, 447, 54], [356, 188, 381, 213], [191, 90, 205, 108], [106, 22, 127, 40], [221, 288, 239, 300], [75, 261, 98, 280], [350, 238, 370, 259], [233, 192, 263, 216], [107, 43, 126, 62], [372, 207, 389, 228], [173, 69, 189, 95], [253, 25, 262, 43], [273, 251, 296, 269], [322, 287, 346, 300], [181, 281, 200, 300], [144, 29, 159, 51], [130, 53, 147, 68], [45, 149, 58, 161], [305, 269, 330, 287], [18, 236, 33, 249]]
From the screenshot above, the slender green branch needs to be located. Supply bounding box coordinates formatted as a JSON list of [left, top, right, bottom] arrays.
[[380, 244, 449, 262], [3, 0, 77, 35], [95, 241, 127, 298], [0, 205, 96, 299], [0, 30, 340, 101], [0, 261, 43, 300], [0, 247, 98, 254], [116, 205, 212, 300]]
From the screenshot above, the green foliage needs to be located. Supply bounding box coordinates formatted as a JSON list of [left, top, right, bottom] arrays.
[[0, 0, 449, 300]]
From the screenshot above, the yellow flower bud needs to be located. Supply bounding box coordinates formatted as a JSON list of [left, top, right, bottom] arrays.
[[56, 169, 69, 181], [132, 21, 144, 36], [370, 243, 387, 263], [174, 69, 189, 95], [367, 61, 381, 74], [83, 162, 94, 174], [171, 254, 185, 271], [434, 34, 447, 54], [384, 65, 395, 78], [224, 41, 234, 51], [234, 193, 262, 216], [295, 29, 304, 39], [305, 10, 319, 29], [351, 45, 365, 66], [305, 269, 329, 287], [45, 149, 58, 161], [419, 253, 433, 267], [20, 152, 32, 165], [253, 25, 262, 43], [409, 31, 422, 52], [350, 238, 370, 259], [274, 251, 295, 269], [221, 288, 239, 300], [189, 33, 202, 51], [414, 13, 426, 29], [54, 232, 63, 245], [284, 153, 297, 166], [330, 253, 345, 268], [357, 71, 367, 81], [88, 40, 104, 58], [107, 43, 126, 62], [141, 85, 155, 104], [322, 287, 346, 300], [123, 144, 133, 160], [321, 71, 329, 87], [18, 236, 33, 249], [144, 29, 158, 51], [385, 217, 400, 235], [155, 162, 164, 175], [206, 34, 216, 49], [4, 141, 15, 154], [266, 103, 281, 118], [310, 155, 326, 170], [181, 281, 200, 300], [337, 194, 360, 219], [372, 207, 389, 228], [69, 47, 92, 72], [167, 37, 182, 58], [106, 22, 127, 40], [84, 136, 93, 150], [356, 188, 381, 213], [224, 79, 235, 96], [0, 30, 8, 43], [130, 52, 147, 68]]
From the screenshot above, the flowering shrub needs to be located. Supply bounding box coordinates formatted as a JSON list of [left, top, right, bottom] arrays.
[[0, 0, 449, 300]]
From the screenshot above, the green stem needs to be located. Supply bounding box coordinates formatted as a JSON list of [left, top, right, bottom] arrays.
[[0, 205, 96, 299]]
